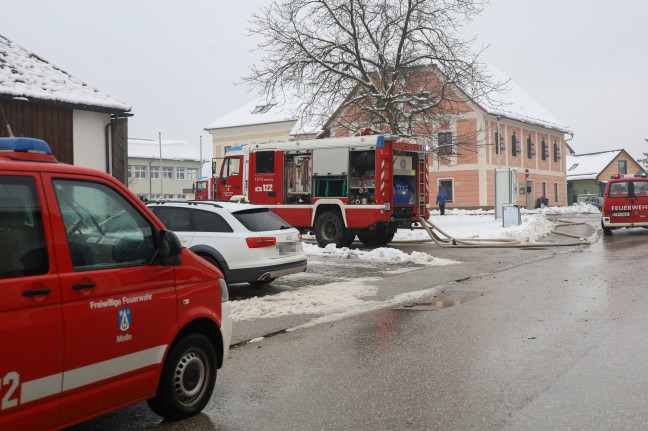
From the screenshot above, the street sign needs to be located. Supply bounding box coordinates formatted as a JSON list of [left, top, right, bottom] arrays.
[[525, 168, 529, 178]]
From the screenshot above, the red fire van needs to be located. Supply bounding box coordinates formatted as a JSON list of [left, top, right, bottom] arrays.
[[0, 137, 231, 430], [601, 172, 648, 235]]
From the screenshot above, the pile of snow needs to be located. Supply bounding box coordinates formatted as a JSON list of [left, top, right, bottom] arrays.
[[303, 243, 458, 265], [231, 279, 380, 321]]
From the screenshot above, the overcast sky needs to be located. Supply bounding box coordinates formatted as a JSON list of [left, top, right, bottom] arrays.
[[4, 0, 648, 162]]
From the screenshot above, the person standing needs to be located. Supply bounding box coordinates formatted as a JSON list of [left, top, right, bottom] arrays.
[[436, 186, 448, 215]]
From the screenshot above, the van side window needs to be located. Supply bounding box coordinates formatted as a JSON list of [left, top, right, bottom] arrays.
[[53, 180, 156, 271], [0, 176, 49, 279]]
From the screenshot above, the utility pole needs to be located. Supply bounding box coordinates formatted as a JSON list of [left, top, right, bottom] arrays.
[[159, 132, 163, 198]]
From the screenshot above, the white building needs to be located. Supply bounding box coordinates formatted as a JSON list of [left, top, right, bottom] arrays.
[[127, 138, 201, 201], [0, 34, 131, 181]]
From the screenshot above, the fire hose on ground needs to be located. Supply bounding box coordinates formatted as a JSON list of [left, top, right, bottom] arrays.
[[409, 216, 592, 248]]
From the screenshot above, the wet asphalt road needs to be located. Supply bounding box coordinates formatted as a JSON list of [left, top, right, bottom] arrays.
[[72, 215, 648, 430]]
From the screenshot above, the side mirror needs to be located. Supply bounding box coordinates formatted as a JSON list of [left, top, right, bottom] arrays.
[[159, 230, 182, 266]]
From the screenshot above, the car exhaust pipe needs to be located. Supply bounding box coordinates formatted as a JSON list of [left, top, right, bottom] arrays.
[[258, 273, 272, 281]]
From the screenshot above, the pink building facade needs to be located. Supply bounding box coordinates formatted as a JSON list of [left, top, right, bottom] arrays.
[[326, 66, 572, 209]]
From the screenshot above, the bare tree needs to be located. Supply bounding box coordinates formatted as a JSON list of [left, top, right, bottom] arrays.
[[244, 0, 504, 149]]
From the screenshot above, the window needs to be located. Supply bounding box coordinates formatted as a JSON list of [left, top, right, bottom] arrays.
[[554, 183, 558, 202], [162, 167, 173, 179], [256, 152, 275, 174], [542, 181, 547, 198], [609, 181, 629, 198], [233, 208, 291, 232], [527, 136, 533, 159], [494, 131, 503, 155], [129, 165, 146, 179], [223, 158, 241, 178], [251, 104, 275, 114], [553, 141, 560, 162], [437, 132, 453, 156], [176, 167, 185, 180], [511, 132, 518, 157], [186, 168, 197, 180], [541, 139, 547, 161], [0, 176, 49, 279], [438, 179, 454, 202], [569, 163, 579, 171], [151, 207, 192, 231], [53, 180, 156, 270], [618, 160, 627, 175], [192, 210, 233, 233], [150, 166, 160, 179]]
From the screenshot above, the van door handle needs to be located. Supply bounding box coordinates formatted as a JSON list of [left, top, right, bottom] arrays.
[[72, 282, 96, 291], [23, 288, 51, 297]]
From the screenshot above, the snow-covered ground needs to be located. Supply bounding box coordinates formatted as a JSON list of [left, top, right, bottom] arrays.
[[231, 203, 600, 328]]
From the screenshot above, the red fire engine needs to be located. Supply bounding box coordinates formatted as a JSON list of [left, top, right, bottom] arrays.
[[214, 133, 430, 247], [193, 176, 215, 200]]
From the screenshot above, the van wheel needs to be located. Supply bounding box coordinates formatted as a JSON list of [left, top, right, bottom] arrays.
[[314, 211, 348, 248], [601, 221, 612, 236], [147, 334, 217, 421]]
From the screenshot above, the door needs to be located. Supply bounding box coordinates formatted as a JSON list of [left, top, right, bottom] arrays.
[[0, 174, 62, 431], [44, 176, 178, 424], [217, 156, 243, 200], [525, 180, 535, 209]]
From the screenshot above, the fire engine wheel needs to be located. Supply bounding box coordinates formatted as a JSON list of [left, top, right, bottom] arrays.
[[147, 333, 217, 421], [358, 228, 395, 248], [315, 211, 349, 248], [340, 233, 356, 247]]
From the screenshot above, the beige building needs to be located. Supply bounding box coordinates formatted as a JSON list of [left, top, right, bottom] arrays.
[[204, 99, 322, 174]]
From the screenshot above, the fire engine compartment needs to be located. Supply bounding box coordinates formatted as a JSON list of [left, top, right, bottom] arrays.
[[283, 147, 421, 216]]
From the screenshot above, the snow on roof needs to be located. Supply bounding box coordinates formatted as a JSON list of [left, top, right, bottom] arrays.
[[565, 150, 621, 181], [0, 35, 130, 112], [475, 64, 571, 134], [206, 64, 569, 137], [128, 138, 200, 162], [204, 98, 323, 136]]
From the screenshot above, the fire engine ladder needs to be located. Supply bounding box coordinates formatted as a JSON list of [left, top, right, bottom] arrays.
[[417, 152, 427, 217]]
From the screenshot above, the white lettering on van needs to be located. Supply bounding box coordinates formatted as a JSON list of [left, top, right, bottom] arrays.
[[1, 371, 20, 410], [116, 334, 133, 343], [89, 294, 153, 310], [611, 205, 648, 211]]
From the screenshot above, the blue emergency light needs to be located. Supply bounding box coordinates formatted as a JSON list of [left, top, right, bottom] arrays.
[[0, 137, 52, 154]]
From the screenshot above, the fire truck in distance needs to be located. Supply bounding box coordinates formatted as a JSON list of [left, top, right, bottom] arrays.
[[214, 132, 430, 247], [193, 176, 216, 200]]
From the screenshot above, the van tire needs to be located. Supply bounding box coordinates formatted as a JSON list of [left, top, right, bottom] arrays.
[[601, 221, 613, 236], [147, 334, 217, 421], [314, 211, 350, 248]]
